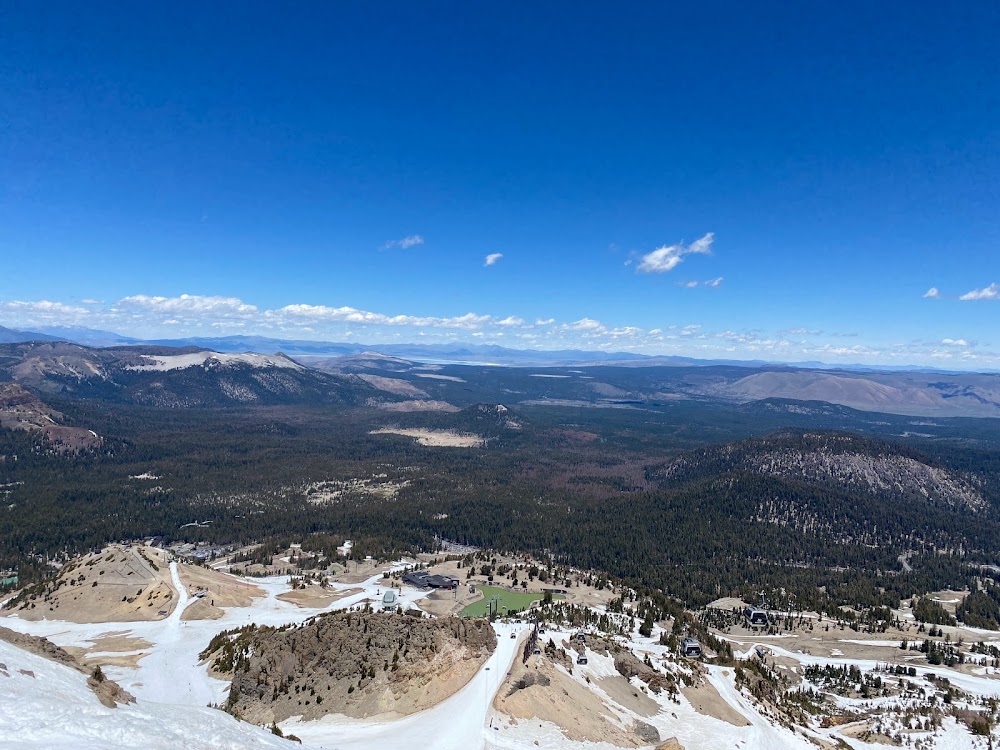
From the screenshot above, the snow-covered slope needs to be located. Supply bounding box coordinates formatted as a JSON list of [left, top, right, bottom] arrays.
[[0, 638, 295, 750], [126, 352, 304, 372]]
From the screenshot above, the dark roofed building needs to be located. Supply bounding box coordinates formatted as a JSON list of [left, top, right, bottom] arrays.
[[402, 571, 458, 590]]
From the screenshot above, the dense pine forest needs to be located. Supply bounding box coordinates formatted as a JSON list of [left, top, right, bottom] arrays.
[[4, 390, 1000, 618]]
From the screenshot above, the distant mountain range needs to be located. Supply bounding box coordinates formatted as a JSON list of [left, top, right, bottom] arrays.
[[0, 341, 382, 408], [3, 324, 1000, 418], [2, 324, 990, 373]]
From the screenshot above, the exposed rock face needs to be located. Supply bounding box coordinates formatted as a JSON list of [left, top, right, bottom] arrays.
[[632, 719, 660, 743], [506, 671, 551, 696], [0, 626, 79, 669], [613, 650, 675, 695], [217, 612, 496, 723]]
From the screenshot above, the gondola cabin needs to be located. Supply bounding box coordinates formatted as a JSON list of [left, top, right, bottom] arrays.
[[680, 637, 702, 657]]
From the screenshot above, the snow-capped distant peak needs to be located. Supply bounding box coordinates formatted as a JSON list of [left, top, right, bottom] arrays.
[[127, 351, 304, 372]]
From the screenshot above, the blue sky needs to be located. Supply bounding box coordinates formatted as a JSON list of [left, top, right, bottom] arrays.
[[1, 2, 998, 367]]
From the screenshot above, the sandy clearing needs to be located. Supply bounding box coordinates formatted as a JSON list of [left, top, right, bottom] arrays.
[[88, 633, 152, 653], [276, 586, 364, 608], [378, 400, 460, 412], [414, 373, 466, 382], [680, 680, 750, 727], [494, 658, 641, 746], [370, 428, 482, 447], [70, 648, 148, 668], [356, 374, 430, 398], [418, 588, 476, 617], [177, 563, 265, 621], [597, 675, 661, 718]]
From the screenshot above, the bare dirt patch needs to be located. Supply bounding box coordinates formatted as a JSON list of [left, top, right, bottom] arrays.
[[2, 545, 177, 623], [414, 373, 466, 382], [681, 680, 750, 727], [418, 588, 478, 617], [378, 400, 460, 412], [495, 658, 643, 746], [177, 562, 264, 620], [598, 675, 661, 718], [88, 632, 152, 653], [276, 586, 363, 608], [356, 375, 430, 398], [370, 428, 482, 448], [304, 477, 410, 504]]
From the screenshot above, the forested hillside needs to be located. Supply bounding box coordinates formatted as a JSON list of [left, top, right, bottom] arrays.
[[3, 387, 1000, 619]]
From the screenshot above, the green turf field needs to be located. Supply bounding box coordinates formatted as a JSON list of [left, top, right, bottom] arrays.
[[460, 585, 563, 617]]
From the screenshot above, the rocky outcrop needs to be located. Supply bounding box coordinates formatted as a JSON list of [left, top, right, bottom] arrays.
[[0, 626, 134, 707], [613, 650, 675, 695], [217, 611, 496, 723], [632, 719, 660, 743]]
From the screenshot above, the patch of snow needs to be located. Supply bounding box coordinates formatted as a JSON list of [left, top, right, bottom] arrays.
[[0, 638, 295, 750], [126, 352, 304, 372]]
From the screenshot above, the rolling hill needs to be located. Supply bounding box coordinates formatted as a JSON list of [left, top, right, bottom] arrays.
[[0, 342, 384, 407]]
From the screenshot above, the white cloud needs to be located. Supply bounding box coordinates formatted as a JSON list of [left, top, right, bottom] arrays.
[[6, 290, 1000, 369], [80, 298, 103, 305], [0, 300, 91, 325], [118, 294, 259, 317], [636, 232, 714, 274], [803, 343, 882, 358], [923, 287, 941, 299], [960, 283, 1000, 301], [384, 235, 425, 250], [562, 318, 606, 333], [0, 300, 89, 315], [681, 276, 724, 288], [269, 304, 503, 330], [484, 253, 503, 267]]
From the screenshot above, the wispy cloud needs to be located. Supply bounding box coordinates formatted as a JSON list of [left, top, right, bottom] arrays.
[[923, 287, 941, 299], [383, 234, 425, 250], [4, 291, 1000, 369], [680, 276, 723, 289], [0, 300, 91, 322], [960, 283, 999, 301], [635, 232, 714, 274], [484, 252, 503, 267], [80, 298, 104, 305], [119, 294, 258, 316], [269, 304, 499, 330]]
